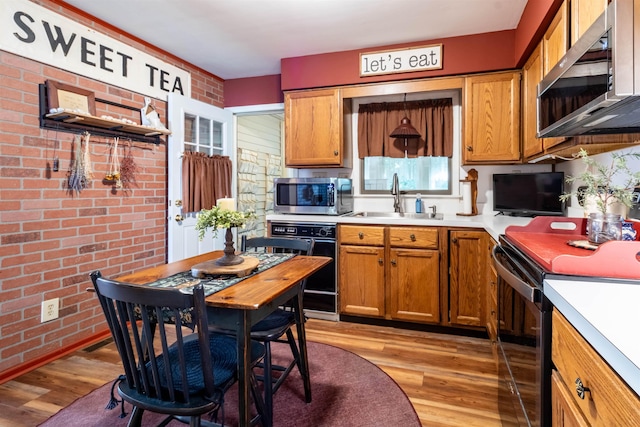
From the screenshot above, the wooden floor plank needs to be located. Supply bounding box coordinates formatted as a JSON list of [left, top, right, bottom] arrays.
[[0, 318, 515, 426]]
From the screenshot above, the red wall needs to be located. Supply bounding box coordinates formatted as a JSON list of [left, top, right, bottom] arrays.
[[514, 0, 564, 67], [281, 30, 516, 91], [224, 75, 283, 107], [0, 0, 224, 379]]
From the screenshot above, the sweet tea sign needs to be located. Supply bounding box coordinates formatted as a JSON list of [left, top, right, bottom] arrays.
[[0, 0, 191, 100]]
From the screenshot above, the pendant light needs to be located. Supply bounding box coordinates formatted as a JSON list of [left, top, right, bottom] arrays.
[[389, 94, 421, 139]]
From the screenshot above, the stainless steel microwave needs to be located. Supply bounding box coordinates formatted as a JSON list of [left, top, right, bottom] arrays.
[[273, 178, 353, 215], [537, 0, 640, 137]]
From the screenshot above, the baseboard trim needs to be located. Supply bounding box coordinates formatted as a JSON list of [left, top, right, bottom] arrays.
[[0, 329, 111, 384]]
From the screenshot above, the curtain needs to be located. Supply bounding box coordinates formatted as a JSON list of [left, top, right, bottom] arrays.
[[357, 98, 453, 159], [181, 152, 232, 213]]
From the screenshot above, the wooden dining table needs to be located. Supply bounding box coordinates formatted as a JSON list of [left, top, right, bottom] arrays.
[[116, 250, 331, 427]]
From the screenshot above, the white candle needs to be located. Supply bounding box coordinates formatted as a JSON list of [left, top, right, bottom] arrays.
[[217, 197, 236, 211]]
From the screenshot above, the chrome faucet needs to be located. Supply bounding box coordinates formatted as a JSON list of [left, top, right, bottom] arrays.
[[391, 173, 402, 213]]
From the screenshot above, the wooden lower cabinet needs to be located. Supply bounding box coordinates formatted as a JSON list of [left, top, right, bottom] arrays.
[[389, 247, 439, 323], [486, 236, 499, 361], [338, 244, 385, 317], [552, 309, 640, 426], [552, 370, 588, 427], [449, 230, 487, 328], [338, 224, 440, 323]]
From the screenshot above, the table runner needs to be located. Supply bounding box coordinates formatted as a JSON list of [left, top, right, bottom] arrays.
[[140, 252, 296, 329], [147, 252, 296, 296]]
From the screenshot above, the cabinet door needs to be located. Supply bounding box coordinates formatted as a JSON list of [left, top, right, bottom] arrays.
[[522, 41, 545, 159], [542, 1, 569, 150], [571, 0, 608, 46], [449, 230, 487, 327], [389, 248, 440, 323], [339, 245, 385, 317], [463, 71, 521, 164], [552, 310, 640, 425], [284, 89, 345, 167], [551, 370, 589, 427]]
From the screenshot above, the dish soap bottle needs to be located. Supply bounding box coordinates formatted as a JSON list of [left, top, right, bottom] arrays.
[[415, 193, 423, 213]]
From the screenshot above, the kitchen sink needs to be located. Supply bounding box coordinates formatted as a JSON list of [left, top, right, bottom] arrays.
[[348, 211, 444, 220]]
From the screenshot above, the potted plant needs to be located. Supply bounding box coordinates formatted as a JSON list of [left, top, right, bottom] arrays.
[[561, 148, 640, 243], [195, 206, 256, 265]]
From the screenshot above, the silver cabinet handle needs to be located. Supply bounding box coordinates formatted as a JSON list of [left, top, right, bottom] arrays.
[[575, 377, 590, 400]]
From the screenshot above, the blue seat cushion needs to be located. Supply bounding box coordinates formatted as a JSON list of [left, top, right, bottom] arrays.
[[252, 309, 295, 332], [149, 334, 264, 394]]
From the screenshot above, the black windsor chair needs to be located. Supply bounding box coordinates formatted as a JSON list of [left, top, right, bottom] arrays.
[[90, 270, 267, 427]]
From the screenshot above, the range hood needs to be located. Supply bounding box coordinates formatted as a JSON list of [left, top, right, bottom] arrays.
[[537, 0, 640, 137]]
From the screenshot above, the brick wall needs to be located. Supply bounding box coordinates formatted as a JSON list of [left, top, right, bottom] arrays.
[[0, 0, 224, 376]]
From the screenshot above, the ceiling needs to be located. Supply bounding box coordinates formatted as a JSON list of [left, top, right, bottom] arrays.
[[62, 0, 528, 80]]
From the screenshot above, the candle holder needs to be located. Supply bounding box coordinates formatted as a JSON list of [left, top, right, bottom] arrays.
[[216, 227, 245, 266], [195, 205, 257, 267]]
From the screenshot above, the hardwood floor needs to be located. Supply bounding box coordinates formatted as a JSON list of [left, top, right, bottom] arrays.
[[0, 319, 519, 426]]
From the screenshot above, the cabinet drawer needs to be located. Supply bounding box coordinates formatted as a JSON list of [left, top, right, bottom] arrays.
[[389, 227, 438, 249], [339, 225, 384, 246], [552, 310, 640, 426]]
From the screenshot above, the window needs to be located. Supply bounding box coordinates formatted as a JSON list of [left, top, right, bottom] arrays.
[[357, 91, 459, 195], [362, 156, 450, 194]]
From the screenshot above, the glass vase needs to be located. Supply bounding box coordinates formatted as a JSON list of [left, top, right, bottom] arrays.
[[586, 212, 623, 244]]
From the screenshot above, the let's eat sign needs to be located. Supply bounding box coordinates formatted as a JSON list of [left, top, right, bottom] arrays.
[[360, 44, 443, 77]]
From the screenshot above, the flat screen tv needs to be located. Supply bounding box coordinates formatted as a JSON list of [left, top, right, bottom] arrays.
[[493, 172, 566, 217]]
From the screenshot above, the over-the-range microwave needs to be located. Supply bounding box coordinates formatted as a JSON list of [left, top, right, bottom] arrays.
[[537, 0, 640, 137], [273, 177, 353, 215]]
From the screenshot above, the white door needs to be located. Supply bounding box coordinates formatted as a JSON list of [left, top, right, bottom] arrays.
[[167, 93, 234, 262]]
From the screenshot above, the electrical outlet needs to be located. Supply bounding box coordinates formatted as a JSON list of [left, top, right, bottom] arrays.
[[41, 298, 59, 322]]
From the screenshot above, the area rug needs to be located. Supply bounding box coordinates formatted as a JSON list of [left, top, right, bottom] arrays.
[[39, 341, 420, 427]]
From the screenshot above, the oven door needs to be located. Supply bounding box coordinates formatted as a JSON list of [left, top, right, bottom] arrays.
[[493, 245, 552, 427]]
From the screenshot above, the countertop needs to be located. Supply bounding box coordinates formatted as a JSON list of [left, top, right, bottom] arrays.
[[544, 277, 640, 396], [266, 213, 533, 242]]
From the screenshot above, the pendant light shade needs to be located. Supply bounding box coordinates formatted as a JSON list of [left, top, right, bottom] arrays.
[[390, 116, 421, 138], [390, 94, 421, 139]]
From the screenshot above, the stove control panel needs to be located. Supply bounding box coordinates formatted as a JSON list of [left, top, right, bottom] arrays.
[[271, 222, 336, 239]]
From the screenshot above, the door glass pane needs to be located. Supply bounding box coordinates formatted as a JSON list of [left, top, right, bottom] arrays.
[[183, 115, 225, 155], [212, 121, 223, 154], [184, 113, 196, 143], [199, 119, 211, 148]]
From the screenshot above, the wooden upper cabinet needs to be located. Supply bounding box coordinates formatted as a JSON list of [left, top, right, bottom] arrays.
[[463, 71, 521, 164], [523, 2, 570, 160], [542, 1, 570, 151], [543, 1, 569, 75], [284, 88, 351, 168], [522, 41, 545, 159], [571, 0, 609, 46]]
